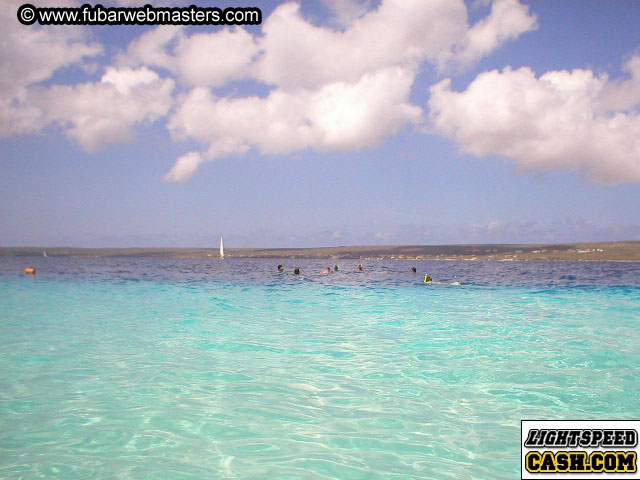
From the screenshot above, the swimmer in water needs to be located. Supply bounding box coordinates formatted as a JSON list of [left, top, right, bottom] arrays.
[[424, 274, 432, 283], [357, 264, 363, 271], [334, 265, 339, 271], [410, 267, 417, 273], [278, 265, 284, 272], [322, 267, 331, 274], [294, 268, 300, 275]]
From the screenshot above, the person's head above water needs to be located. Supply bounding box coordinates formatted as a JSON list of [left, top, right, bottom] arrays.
[[357, 264, 363, 271], [410, 267, 417, 273], [294, 268, 300, 275], [424, 274, 432, 283], [322, 267, 331, 274], [277, 265, 284, 272]]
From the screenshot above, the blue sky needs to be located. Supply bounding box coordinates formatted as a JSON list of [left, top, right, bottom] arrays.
[[1, 0, 639, 248]]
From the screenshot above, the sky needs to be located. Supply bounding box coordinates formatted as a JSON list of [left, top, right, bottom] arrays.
[[1, 0, 639, 248]]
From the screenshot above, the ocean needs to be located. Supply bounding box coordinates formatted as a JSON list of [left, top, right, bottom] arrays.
[[1, 257, 639, 479]]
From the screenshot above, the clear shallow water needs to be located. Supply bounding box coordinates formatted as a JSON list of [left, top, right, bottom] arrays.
[[1, 257, 639, 479]]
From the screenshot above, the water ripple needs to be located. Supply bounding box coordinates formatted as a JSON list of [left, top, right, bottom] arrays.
[[0, 258, 639, 478]]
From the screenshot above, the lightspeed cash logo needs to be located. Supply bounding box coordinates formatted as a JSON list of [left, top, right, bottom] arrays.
[[521, 421, 639, 479]]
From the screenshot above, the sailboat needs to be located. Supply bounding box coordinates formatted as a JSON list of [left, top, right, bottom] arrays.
[[43, 251, 48, 257], [220, 236, 224, 259]]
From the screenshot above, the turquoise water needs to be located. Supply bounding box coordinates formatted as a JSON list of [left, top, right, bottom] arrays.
[[1, 257, 639, 479]]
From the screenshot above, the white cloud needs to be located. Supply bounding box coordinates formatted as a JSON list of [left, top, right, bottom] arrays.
[[487, 220, 501, 230], [0, 0, 541, 181], [598, 55, 640, 112], [254, 0, 467, 89], [40, 67, 174, 151], [173, 29, 257, 87], [0, 0, 175, 150], [0, 25, 100, 95], [120, 26, 257, 87], [321, 0, 374, 28], [118, 25, 183, 72], [162, 0, 535, 180], [429, 61, 640, 183], [0, 0, 102, 136], [163, 151, 204, 183], [0, 88, 48, 136], [452, 0, 538, 68], [101, 66, 161, 94], [167, 67, 421, 181], [307, 67, 422, 150], [0, 0, 100, 92], [254, 0, 536, 89]]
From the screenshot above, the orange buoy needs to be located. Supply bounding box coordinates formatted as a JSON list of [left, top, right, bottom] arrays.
[[24, 268, 36, 274]]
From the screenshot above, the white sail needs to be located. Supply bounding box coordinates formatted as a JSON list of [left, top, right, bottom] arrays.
[[220, 236, 224, 258], [43, 251, 47, 257]]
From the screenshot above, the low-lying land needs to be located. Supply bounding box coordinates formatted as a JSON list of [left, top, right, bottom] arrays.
[[2, 241, 640, 261]]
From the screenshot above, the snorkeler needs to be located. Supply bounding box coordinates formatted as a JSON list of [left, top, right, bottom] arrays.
[[278, 265, 284, 272], [424, 274, 432, 283], [334, 265, 339, 271]]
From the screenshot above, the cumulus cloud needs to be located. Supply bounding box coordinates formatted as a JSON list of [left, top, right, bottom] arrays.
[[173, 29, 258, 87], [0, 0, 101, 94], [0, 0, 175, 151], [166, 67, 421, 181], [120, 26, 258, 87], [163, 151, 204, 183], [254, 0, 536, 89], [253, 0, 466, 90], [0, 0, 540, 179], [321, 0, 374, 28], [0, 0, 102, 136], [161, 0, 535, 180], [429, 60, 640, 183], [452, 0, 538, 68], [598, 55, 640, 112], [37, 67, 174, 151], [118, 25, 182, 72], [169, 66, 421, 159]]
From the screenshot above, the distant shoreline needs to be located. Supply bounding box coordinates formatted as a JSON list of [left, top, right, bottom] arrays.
[[2, 241, 640, 262]]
